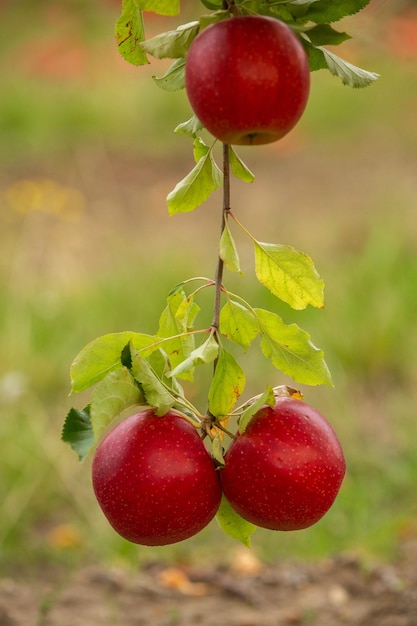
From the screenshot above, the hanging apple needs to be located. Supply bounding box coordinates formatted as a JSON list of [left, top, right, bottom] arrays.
[[220, 397, 346, 530], [92, 409, 222, 546], [185, 15, 310, 146]]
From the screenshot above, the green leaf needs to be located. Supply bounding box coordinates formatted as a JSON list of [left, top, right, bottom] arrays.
[[216, 495, 256, 547], [199, 0, 224, 11], [136, 0, 179, 15], [229, 147, 255, 183], [115, 0, 148, 66], [317, 47, 380, 88], [198, 10, 230, 30], [163, 291, 194, 324], [263, 3, 294, 22], [130, 345, 176, 415], [141, 21, 199, 59], [220, 221, 241, 274], [295, 0, 372, 24], [148, 348, 172, 382], [219, 300, 259, 351], [90, 367, 144, 440], [238, 385, 275, 434], [305, 24, 351, 46], [153, 57, 186, 91], [167, 145, 223, 215], [254, 241, 324, 310], [149, 349, 188, 404], [70, 332, 157, 393], [169, 333, 219, 378], [211, 431, 226, 467], [193, 137, 210, 162], [121, 342, 133, 368], [305, 41, 328, 72], [289, 0, 320, 7], [208, 348, 245, 418], [287, 0, 325, 20], [174, 115, 203, 138], [61, 406, 94, 462], [157, 290, 200, 379], [255, 308, 333, 386]]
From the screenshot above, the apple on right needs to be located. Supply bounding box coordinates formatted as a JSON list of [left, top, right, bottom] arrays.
[[184, 15, 310, 146], [220, 397, 346, 531]]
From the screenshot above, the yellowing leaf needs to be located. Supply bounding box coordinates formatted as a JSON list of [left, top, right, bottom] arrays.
[[219, 300, 259, 351], [208, 348, 245, 418], [47, 524, 83, 550], [254, 241, 324, 310], [157, 291, 200, 380], [220, 221, 241, 274], [238, 385, 275, 434], [115, 1, 148, 66], [70, 332, 157, 393], [255, 308, 333, 387], [211, 430, 226, 467], [157, 567, 209, 596], [137, 0, 180, 15]]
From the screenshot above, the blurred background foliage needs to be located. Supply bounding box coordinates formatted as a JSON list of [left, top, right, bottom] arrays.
[[1, 0, 417, 575]]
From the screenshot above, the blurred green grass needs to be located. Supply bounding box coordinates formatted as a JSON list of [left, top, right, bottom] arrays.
[[1, 1, 417, 574]]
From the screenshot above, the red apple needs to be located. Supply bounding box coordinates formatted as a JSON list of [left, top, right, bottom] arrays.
[[185, 15, 310, 145], [220, 398, 346, 530], [92, 409, 222, 545]]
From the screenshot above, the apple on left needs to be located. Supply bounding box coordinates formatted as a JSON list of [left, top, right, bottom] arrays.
[[92, 410, 222, 546]]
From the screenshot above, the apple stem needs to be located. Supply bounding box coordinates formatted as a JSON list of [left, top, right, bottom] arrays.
[[216, 421, 238, 440], [222, 0, 237, 15]]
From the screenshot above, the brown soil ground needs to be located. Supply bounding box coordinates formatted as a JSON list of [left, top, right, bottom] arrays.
[[2, 538, 417, 626]]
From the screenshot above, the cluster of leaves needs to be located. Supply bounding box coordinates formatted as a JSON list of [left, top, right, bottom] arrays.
[[116, 0, 379, 88], [63, 218, 331, 462]]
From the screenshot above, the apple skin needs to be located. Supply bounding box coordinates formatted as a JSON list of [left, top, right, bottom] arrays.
[[185, 15, 310, 146], [92, 409, 222, 546], [220, 398, 346, 531]]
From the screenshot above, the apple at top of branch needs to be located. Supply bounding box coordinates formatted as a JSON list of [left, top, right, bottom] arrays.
[[185, 15, 310, 146]]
